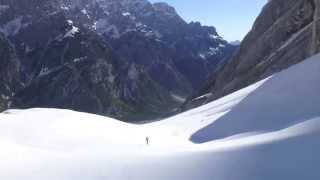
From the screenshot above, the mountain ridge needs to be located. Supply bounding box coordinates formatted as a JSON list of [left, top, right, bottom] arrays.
[[0, 0, 237, 120], [182, 0, 320, 110]]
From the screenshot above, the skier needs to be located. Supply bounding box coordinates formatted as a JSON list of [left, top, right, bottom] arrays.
[[146, 136, 149, 145]]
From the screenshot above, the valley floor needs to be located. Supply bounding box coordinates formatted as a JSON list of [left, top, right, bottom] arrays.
[[1, 54, 320, 180]]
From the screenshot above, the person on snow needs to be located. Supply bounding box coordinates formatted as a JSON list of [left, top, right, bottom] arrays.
[[146, 136, 149, 145]]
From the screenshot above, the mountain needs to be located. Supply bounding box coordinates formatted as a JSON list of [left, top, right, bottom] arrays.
[[0, 0, 236, 121], [0, 33, 23, 111], [1, 53, 320, 180], [229, 40, 241, 46], [86, 0, 237, 89], [182, 0, 320, 109]]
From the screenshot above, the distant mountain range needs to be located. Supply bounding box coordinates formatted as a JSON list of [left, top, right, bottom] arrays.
[[229, 40, 241, 45], [0, 0, 237, 121]]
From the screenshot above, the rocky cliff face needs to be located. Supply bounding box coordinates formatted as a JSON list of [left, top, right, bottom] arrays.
[[0, 0, 236, 121], [92, 0, 236, 90], [183, 0, 320, 109], [0, 33, 22, 111]]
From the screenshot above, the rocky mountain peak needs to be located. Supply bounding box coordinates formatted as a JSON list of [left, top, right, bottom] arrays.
[[152, 2, 179, 18], [0, 0, 237, 121], [182, 0, 320, 110], [118, 0, 150, 8], [96, 0, 152, 13]]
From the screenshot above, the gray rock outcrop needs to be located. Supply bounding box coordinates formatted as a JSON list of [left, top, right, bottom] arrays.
[[183, 0, 320, 109]]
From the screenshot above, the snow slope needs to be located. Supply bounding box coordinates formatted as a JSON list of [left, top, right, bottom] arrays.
[[1, 54, 320, 179]]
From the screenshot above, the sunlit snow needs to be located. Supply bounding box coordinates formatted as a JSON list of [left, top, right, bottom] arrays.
[[1, 54, 320, 179]]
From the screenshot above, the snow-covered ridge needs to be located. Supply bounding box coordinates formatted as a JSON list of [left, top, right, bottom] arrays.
[[1, 54, 320, 179]]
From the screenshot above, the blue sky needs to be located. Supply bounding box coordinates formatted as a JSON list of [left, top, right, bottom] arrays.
[[149, 0, 267, 41]]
